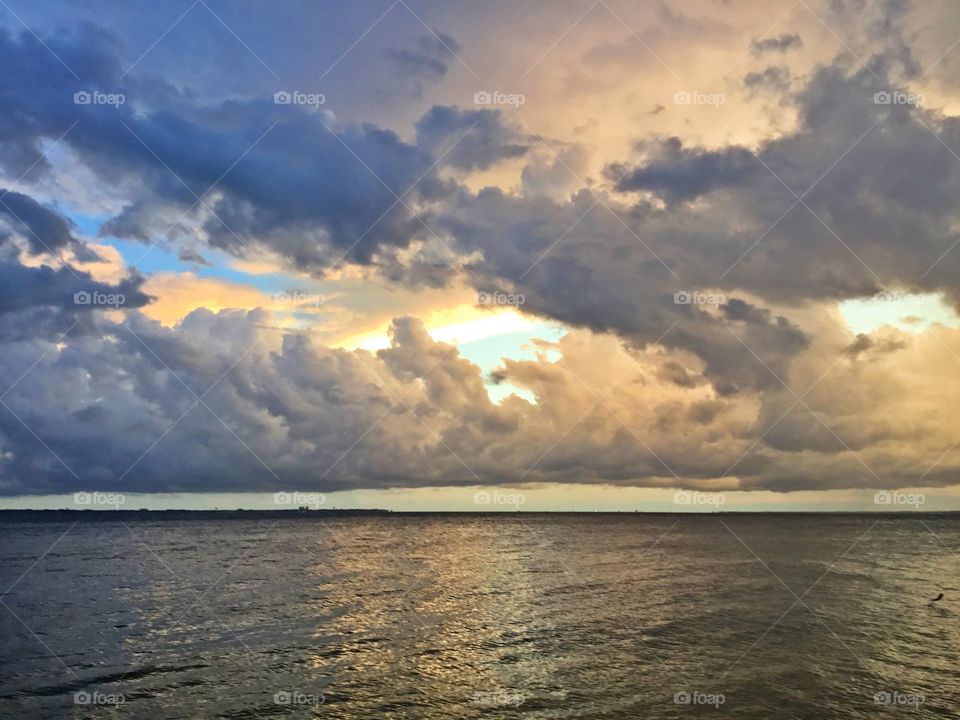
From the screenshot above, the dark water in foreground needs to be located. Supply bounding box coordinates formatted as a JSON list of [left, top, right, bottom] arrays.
[[1, 514, 959, 719]]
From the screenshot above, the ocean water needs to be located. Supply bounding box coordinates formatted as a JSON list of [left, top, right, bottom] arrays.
[[1, 514, 959, 719]]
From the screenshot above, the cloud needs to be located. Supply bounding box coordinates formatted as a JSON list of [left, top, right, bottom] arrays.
[[750, 33, 803, 55], [414, 105, 528, 171], [0, 26, 445, 270], [139, 273, 284, 326], [0, 26, 519, 276], [0, 191, 151, 327], [386, 32, 461, 95], [177, 247, 210, 266], [609, 137, 760, 202], [0, 189, 82, 255], [743, 66, 791, 94], [0, 260, 149, 318], [2, 293, 958, 498], [520, 144, 590, 200], [4, 6, 960, 501]]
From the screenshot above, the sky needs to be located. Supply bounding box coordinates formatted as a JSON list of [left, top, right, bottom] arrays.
[[2, 0, 960, 511]]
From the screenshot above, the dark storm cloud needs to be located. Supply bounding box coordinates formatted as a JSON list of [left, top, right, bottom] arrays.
[[744, 66, 791, 93], [0, 27, 516, 271], [0, 25, 535, 272], [0, 190, 80, 254], [751, 33, 803, 55], [415, 106, 528, 171], [721, 298, 773, 324], [0, 309, 824, 496], [0, 190, 151, 322], [386, 32, 461, 87], [657, 360, 700, 388], [0, 260, 150, 316], [417, 59, 960, 408], [848, 333, 909, 357], [0, 313, 512, 495], [176, 247, 210, 266], [609, 137, 760, 202]]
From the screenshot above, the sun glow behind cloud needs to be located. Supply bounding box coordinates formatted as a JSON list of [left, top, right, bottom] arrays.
[[336, 306, 566, 403], [839, 292, 960, 334], [338, 307, 543, 351]]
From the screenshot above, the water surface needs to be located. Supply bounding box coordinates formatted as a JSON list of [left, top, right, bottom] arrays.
[[1, 514, 958, 718]]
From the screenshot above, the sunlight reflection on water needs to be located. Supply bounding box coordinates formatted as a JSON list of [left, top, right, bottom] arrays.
[[1, 514, 959, 719]]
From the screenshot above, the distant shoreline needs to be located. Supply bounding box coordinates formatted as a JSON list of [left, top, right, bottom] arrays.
[[1, 509, 959, 522]]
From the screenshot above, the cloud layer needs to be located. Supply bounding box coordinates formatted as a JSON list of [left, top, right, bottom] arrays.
[[2, 1, 960, 497]]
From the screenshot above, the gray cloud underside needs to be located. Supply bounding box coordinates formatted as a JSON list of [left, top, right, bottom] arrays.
[[4, 309, 954, 496]]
